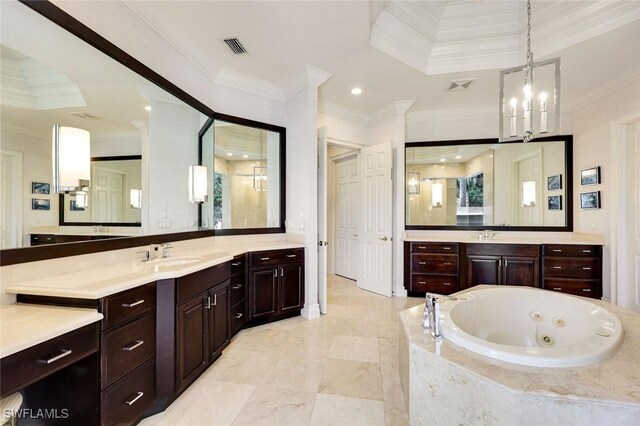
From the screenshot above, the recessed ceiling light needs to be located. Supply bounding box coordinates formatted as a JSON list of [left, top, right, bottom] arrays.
[[242, 154, 248, 159], [227, 153, 233, 157], [440, 158, 446, 162], [455, 155, 462, 159], [144, 106, 151, 112], [351, 87, 362, 95]]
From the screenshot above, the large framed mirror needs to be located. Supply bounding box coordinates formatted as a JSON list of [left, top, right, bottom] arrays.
[[405, 135, 573, 231], [198, 114, 286, 234]]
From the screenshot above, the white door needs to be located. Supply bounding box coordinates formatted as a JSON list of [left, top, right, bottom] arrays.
[[335, 157, 359, 280], [358, 142, 393, 297], [318, 126, 328, 314], [92, 168, 125, 222], [628, 121, 640, 312]]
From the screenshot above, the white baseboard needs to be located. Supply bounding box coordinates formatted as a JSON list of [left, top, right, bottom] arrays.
[[393, 285, 408, 298], [301, 303, 321, 320]]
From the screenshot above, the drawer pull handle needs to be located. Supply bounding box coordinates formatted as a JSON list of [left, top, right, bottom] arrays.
[[553, 287, 562, 291], [443, 263, 451, 266], [38, 349, 72, 364], [122, 299, 144, 308], [582, 288, 592, 292], [125, 392, 144, 406], [418, 262, 426, 265], [418, 281, 426, 284], [232, 285, 243, 290], [582, 250, 592, 253], [231, 262, 242, 266], [122, 340, 144, 352], [442, 247, 451, 250], [443, 282, 451, 286], [260, 257, 270, 261], [418, 246, 426, 249], [582, 267, 592, 270], [553, 249, 562, 252], [235, 313, 244, 319], [286, 254, 297, 258], [553, 266, 562, 269]]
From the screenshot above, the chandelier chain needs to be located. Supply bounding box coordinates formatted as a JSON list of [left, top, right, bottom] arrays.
[[526, 0, 533, 79]]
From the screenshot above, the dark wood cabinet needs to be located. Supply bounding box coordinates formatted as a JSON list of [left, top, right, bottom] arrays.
[[404, 242, 459, 295], [30, 233, 123, 246], [248, 249, 305, 324], [229, 255, 247, 338], [467, 255, 501, 285], [176, 292, 209, 391], [209, 283, 229, 359], [466, 244, 540, 288], [542, 244, 602, 298]]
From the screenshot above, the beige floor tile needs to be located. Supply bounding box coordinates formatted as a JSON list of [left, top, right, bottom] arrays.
[[328, 335, 380, 363], [382, 371, 405, 403], [232, 386, 317, 425], [229, 327, 292, 352], [376, 320, 400, 339], [260, 357, 326, 392], [334, 317, 379, 337], [203, 348, 279, 385], [309, 394, 386, 426], [384, 401, 409, 426], [318, 358, 383, 400]]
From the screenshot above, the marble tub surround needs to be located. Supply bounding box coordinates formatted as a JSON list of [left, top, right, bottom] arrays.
[[403, 230, 604, 245], [0, 303, 102, 358], [400, 287, 640, 425], [2, 233, 304, 302]]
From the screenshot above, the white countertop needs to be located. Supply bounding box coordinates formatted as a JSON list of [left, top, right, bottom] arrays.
[[5, 239, 304, 300], [402, 231, 604, 245], [0, 304, 103, 359]]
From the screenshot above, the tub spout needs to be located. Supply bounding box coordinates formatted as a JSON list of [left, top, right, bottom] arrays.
[[426, 293, 458, 339]]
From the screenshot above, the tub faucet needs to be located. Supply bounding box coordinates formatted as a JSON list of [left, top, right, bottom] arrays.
[[424, 293, 458, 339]]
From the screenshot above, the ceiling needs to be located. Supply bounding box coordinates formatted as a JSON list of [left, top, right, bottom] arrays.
[[111, 0, 640, 113]]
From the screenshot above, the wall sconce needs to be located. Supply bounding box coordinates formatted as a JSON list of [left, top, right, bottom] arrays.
[[52, 125, 90, 193], [431, 181, 443, 208], [522, 181, 536, 207], [74, 191, 88, 209], [253, 166, 267, 192], [130, 189, 142, 209], [188, 165, 208, 203], [407, 172, 420, 195]]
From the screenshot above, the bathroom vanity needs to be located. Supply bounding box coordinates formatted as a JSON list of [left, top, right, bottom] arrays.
[[404, 239, 602, 299]]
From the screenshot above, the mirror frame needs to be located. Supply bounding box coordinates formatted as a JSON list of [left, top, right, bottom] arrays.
[[198, 113, 286, 235], [405, 135, 573, 232], [59, 155, 143, 227], [0, 0, 286, 266]]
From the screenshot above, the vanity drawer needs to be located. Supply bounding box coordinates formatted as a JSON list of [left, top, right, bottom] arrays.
[[1, 322, 99, 397], [30, 234, 57, 245], [101, 360, 155, 426], [230, 301, 246, 337], [410, 254, 457, 274], [230, 254, 246, 275], [543, 279, 600, 298], [102, 284, 156, 330], [543, 257, 600, 279], [410, 242, 458, 254], [410, 274, 457, 294], [249, 249, 304, 267], [101, 311, 155, 390], [229, 274, 246, 307], [543, 244, 601, 258], [177, 262, 231, 303]]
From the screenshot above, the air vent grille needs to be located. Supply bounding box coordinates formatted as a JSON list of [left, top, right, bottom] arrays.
[[69, 112, 100, 120], [223, 37, 248, 55], [447, 78, 475, 92]]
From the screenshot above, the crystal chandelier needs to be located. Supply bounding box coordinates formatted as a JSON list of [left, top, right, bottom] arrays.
[[499, 0, 561, 143]]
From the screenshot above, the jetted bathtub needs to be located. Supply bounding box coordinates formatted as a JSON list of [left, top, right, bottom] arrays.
[[439, 286, 624, 368]]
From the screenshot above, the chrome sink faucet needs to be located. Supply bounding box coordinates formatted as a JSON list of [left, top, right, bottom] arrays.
[[161, 243, 173, 258]]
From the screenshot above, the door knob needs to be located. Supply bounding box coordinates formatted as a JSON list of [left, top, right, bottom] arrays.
[[378, 236, 388, 241]]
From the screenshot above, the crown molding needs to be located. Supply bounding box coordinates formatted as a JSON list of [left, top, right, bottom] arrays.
[[215, 68, 285, 102], [318, 99, 369, 126], [369, 100, 416, 123], [283, 65, 332, 100]]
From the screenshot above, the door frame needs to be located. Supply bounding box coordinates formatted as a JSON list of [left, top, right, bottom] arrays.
[[0, 150, 23, 248], [610, 112, 640, 307], [511, 148, 543, 226]]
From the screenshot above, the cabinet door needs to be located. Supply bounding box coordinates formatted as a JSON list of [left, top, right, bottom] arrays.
[[467, 255, 501, 287], [279, 263, 304, 313], [503, 256, 539, 287], [249, 267, 278, 321], [176, 293, 209, 391], [209, 282, 229, 361]]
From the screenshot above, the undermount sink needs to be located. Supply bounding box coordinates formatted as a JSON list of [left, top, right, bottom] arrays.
[[151, 257, 203, 269]]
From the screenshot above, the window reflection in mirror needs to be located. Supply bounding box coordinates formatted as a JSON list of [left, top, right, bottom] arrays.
[[406, 139, 569, 228], [201, 120, 282, 230]]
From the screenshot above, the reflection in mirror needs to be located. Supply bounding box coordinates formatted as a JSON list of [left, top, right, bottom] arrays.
[[0, 1, 209, 248], [406, 138, 571, 229], [200, 119, 282, 230], [60, 157, 142, 225]]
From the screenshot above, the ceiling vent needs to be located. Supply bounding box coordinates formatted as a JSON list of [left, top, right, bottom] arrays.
[[69, 112, 100, 120], [447, 78, 475, 92], [223, 37, 248, 55]]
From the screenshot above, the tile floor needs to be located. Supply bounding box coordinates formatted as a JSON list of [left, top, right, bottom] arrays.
[[140, 275, 424, 426]]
